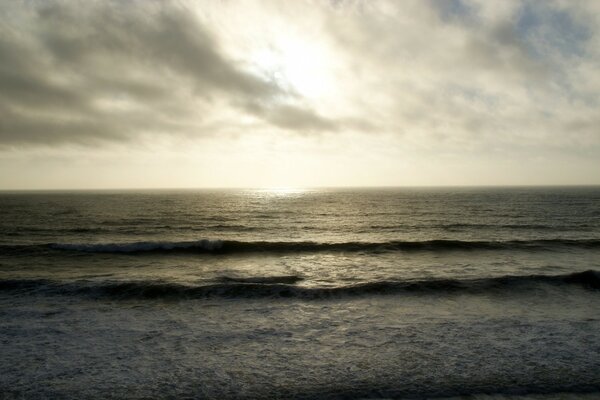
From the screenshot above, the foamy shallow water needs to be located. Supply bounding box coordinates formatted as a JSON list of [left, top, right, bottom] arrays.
[[2, 286, 599, 399], [438, 395, 600, 400]]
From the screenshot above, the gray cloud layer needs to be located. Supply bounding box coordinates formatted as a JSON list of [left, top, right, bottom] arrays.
[[0, 0, 599, 154], [321, 0, 600, 150], [0, 1, 334, 146]]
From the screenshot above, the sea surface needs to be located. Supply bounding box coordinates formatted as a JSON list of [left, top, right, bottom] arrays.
[[1, 187, 599, 399]]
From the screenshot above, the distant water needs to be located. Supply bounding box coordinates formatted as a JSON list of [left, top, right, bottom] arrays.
[[1, 187, 599, 399]]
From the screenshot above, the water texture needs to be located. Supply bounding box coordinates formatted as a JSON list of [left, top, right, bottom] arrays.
[[1, 187, 599, 399]]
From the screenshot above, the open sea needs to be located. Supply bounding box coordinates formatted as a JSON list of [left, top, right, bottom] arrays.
[[1, 187, 599, 399]]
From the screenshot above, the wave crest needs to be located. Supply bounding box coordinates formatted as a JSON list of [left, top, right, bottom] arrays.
[[50, 239, 224, 253], [40, 238, 600, 255], [1, 270, 598, 300]]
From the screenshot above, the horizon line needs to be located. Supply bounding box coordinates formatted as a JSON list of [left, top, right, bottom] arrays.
[[1, 184, 600, 192]]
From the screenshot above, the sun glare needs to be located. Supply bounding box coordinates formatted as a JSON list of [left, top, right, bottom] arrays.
[[252, 35, 335, 99], [256, 187, 307, 197]]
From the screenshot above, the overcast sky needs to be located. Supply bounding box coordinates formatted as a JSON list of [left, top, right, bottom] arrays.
[[1, 0, 599, 189]]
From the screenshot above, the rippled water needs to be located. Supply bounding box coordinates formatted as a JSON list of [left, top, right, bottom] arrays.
[[1, 187, 599, 399]]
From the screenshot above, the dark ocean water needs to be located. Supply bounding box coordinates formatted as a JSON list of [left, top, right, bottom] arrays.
[[1, 187, 599, 399]]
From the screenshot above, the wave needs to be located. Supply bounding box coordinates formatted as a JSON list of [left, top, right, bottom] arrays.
[[216, 275, 304, 284], [1, 270, 598, 300], [39, 238, 600, 254], [50, 239, 225, 253]]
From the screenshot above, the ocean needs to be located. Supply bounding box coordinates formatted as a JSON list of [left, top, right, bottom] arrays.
[[1, 187, 599, 399]]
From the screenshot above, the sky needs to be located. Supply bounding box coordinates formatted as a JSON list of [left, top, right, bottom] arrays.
[[0, 0, 599, 189]]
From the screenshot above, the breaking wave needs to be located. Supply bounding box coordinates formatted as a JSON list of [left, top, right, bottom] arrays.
[[13, 238, 600, 255], [216, 275, 304, 284], [1, 270, 598, 300]]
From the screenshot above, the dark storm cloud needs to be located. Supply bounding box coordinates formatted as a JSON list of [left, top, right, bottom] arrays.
[[0, 1, 334, 146]]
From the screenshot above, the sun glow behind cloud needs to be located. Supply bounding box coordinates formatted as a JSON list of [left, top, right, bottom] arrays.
[[251, 37, 336, 100]]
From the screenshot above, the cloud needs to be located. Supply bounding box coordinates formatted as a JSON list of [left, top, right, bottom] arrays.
[[241, 101, 339, 133], [0, 0, 335, 146], [333, 0, 599, 151], [0, 0, 599, 157]]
